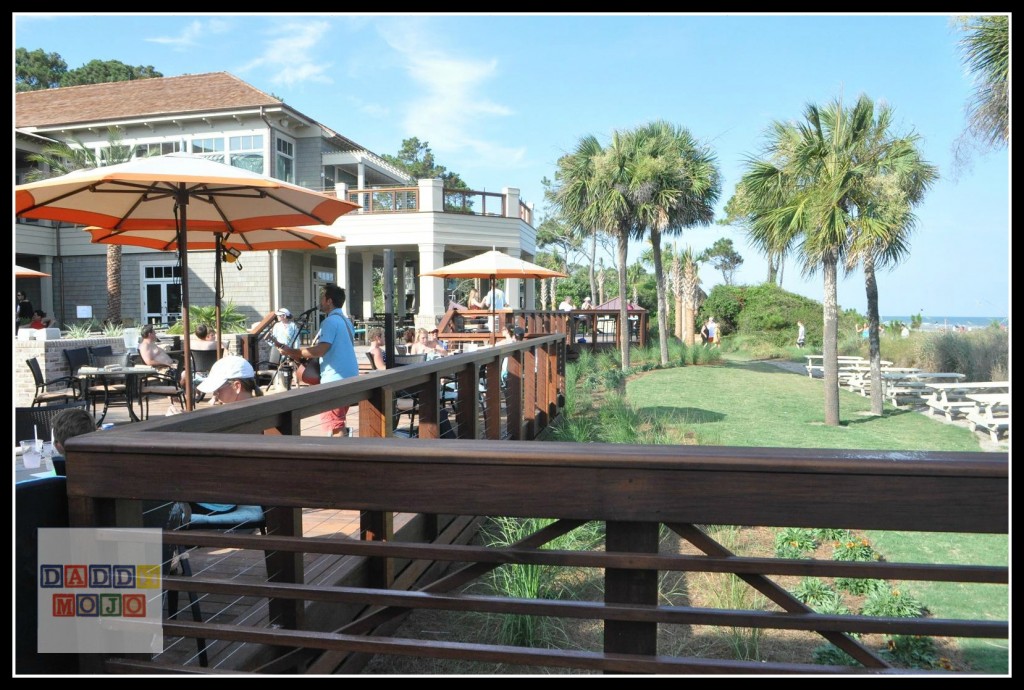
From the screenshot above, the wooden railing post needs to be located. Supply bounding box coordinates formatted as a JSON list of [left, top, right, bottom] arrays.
[[418, 374, 440, 439], [455, 363, 480, 439], [359, 388, 394, 438], [604, 521, 659, 668], [523, 344, 537, 440], [360, 510, 394, 589], [265, 507, 305, 630], [484, 356, 501, 440], [506, 351, 523, 440]]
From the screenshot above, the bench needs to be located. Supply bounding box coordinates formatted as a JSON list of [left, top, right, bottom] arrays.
[[967, 412, 1010, 442], [923, 381, 1009, 421], [926, 399, 982, 421]]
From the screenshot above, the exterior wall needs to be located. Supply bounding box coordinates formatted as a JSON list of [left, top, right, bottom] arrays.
[[279, 250, 307, 314], [294, 136, 324, 190], [16, 336, 126, 407]]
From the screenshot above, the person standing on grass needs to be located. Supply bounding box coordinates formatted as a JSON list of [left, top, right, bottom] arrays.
[[705, 317, 717, 348], [700, 318, 710, 345], [797, 321, 806, 348], [276, 283, 358, 437]]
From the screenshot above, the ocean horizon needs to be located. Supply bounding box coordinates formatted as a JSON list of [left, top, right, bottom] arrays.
[[881, 315, 1007, 331]]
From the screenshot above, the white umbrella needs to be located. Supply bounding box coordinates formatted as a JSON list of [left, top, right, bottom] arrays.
[[16, 153, 358, 409], [15, 264, 50, 278], [421, 249, 566, 344]]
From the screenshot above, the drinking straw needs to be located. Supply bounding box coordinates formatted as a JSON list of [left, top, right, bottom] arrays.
[[34, 425, 39, 446]]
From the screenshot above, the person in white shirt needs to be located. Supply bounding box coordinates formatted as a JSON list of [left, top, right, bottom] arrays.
[[482, 283, 506, 333], [559, 297, 575, 311], [271, 308, 300, 348]]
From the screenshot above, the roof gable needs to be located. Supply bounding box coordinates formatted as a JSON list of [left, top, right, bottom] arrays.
[[16, 72, 283, 129]]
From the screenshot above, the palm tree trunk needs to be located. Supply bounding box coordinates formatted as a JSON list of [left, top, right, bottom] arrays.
[[650, 229, 669, 365], [588, 232, 597, 306], [823, 251, 840, 426], [672, 249, 682, 340], [864, 254, 884, 415], [617, 232, 630, 371], [105, 244, 122, 324]]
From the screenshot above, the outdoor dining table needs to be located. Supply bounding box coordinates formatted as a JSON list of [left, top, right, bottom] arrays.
[[965, 393, 1009, 416], [14, 445, 57, 484], [77, 364, 158, 424]]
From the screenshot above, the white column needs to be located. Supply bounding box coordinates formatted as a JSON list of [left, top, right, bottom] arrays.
[[271, 250, 282, 313], [39, 256, 54, 316], [395, 254, 406, 315], [357, 160, 366, 190], [334, 244, 349, 298], [418, 178, 443, 213], [504, 246, 522, 310], [503, 186, 521, 219], [418, 243, 445, 328], [361, 251, 375, 319]]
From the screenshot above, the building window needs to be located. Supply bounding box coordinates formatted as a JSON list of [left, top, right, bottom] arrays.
[[134, 141, 182, 159], [276, 137, 294, 183], [229, 134, 264, 174], [192, 137, 226, 163]]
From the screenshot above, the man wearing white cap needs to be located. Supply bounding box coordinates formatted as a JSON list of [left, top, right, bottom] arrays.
[[197, 354, 263, 405], [272, 307, 300, 348]]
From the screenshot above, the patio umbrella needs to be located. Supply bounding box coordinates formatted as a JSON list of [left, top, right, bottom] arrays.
[[15, 264, 50, 278], [84, 224, 345, 354], [420, 249, 566, 344], [16, 152, 358, 410]]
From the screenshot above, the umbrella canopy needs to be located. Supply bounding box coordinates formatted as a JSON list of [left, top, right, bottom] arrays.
[[420, 249, 567, 280], [84, 224, 345, 353], [16, 152, 358, 410], [15, 264, 50, 278], [421, 249, 566, 344], [85, 225, 344, 252]]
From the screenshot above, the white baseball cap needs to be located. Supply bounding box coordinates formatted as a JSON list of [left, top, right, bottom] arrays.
[[197, 355, 256, 393], [275, 307, 292, 318]]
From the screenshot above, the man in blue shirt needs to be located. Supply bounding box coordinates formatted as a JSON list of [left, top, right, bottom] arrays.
[[277, 283, 358, 436]]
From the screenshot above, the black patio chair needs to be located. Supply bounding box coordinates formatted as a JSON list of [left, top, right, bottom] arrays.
[[25, 358, 79, 407], [15, 401, 92, 446]]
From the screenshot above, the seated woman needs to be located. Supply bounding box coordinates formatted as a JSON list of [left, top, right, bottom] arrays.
[[28, 310, 54, 329], [367, 327, 386, 370], [411, 327, 446, 359], [467, 288, 486, 309]]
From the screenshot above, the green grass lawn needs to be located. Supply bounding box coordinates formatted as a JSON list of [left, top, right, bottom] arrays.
[[623, 360, 1007, 673], [627, 360, 983, 451]]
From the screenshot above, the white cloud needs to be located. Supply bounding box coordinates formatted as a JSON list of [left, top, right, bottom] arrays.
[[348, 97, 390, 119], [237, 21, 334, 88], [145, 19, 230, 50], [376, 19, 518, 169]]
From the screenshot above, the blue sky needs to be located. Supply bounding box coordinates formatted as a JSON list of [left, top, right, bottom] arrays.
[[15, 13, 1010, 319]]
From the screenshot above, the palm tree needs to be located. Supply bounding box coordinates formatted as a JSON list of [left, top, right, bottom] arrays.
[[953, 14, 1009, 168], [553, 137, 603, 316], [844, 105, 938, 414], [555, 131, 644, 370], [680, 246, 701, 345], [631, 121, 720, 364], [27, 128, 134, 324], [670, 243, 683, 339], [738, 96, 886, 426]]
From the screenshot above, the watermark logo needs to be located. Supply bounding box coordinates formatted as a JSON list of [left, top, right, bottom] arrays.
[[38, 528, 163, 654]]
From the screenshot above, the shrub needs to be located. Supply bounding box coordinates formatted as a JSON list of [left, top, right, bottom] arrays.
[[63, 320, 97, 338], [835, 576, 888, 597], [881, 634, 940, 669], [101, 321, 124, 337], [167, 302, 248, 335], [832, 536, 880, 562], [861, 587, 926, 618], [773, 528, 818, 559], [813, 528, 850, 542], [812, 644, 861, 667], [792, 577, 842, 609]]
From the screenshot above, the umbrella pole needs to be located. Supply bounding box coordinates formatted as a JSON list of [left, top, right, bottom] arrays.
[[177, 186, 195, 412], [491, 274, 497, 346], [215, 234, 223, 358]]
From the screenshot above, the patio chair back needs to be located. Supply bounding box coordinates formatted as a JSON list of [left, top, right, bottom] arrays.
[[15, 401, 92, 446]]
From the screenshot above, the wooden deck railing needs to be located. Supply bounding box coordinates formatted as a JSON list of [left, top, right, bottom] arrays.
[[436, 307, 649, 351], [60, 334, 1007, 674]]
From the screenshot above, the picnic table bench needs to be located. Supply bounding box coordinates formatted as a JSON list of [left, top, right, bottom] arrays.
[[923, 381, 1010, 421], [843, 366, 918, 396], [804, 354, 878, 378], [964, 392, 1010, 442], [883, 372, 966, 408]]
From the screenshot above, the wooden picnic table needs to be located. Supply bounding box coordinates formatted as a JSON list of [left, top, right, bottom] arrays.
[[804, 354, 872, 377]]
